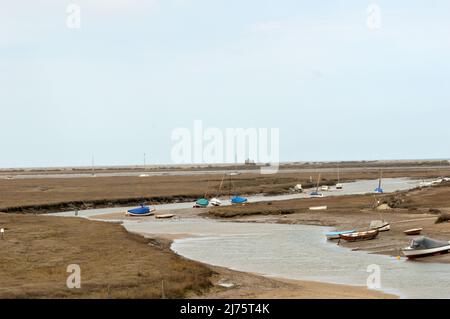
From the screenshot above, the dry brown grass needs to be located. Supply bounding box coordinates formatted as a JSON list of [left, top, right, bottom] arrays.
[[0, 214, 212, 298], [1, 168, 449, 214]]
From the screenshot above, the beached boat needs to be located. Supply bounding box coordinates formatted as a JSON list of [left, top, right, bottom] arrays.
[[310, 174, 324, 198], [335, 164, 343, 189], [404, 228, 423, 236], [309, 191, 324, 198], [126, 205, 155, 216], [320, 185, 330, 191], [339, 230, 379, 242], [326, 230, 356, 240], [369, 220, 390, 232], [402, 236, 450, 258], [210, 198, 222, 206], [194, 198, 209, 208], [309, 206, 327, 211], [335, 183, 343, 190], [155, 214, 175, 219], [231, 196, 247, 204], [293, 184, 303, 192], [374, 171, 384, 193]]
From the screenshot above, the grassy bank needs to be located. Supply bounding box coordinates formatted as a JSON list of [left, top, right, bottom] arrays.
[[0, 213, 212, 298]]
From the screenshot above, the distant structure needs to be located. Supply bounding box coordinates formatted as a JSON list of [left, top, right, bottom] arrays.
[[245, 159, 256, 166]]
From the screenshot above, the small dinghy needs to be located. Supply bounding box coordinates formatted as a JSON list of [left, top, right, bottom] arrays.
[[404, 228, 423, 236], [194, 198, 209, 208], [326, 230, 356, 240], [155, 214, 175, 219], [210, 198, 222, 206], [231, 196, 247, 204], [402, 236, 450, 258], [369, 220, 390, 232], [126, 205, 155, 216], [339, 230, 379, 242]]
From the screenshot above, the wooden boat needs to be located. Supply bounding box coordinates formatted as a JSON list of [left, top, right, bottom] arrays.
[[404, 228, 423, 236], [155, 214, 175, 219], [339, 230, 379, 242], [326, 230, 356, 240], [126, 206, 155, 216], [369, 220, 390, 232], [402, 236, 450, 258]]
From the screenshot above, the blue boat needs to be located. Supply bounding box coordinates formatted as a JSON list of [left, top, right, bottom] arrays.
[[326, 230, 356, 240], [127, 205, 155, 216], [374, 173, 384, 193], [231, 196, 248, 204]]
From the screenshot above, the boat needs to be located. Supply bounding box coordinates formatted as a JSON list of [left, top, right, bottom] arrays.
[[404, 228, 423, 236], [293, 184, 303, 192], [309, 206, 327, 211], [155, 214, 175, 219], [210, 198, 222, 206], [402, 236, 450, 258], [320, 185, 330, 191], [339, 230, 379, 242], [326, 230, 356, 240], [139, 174, 149, 177], [231, 196, 247, 204], [369, 220, 390, 232], [126, 205, 155, 216], [335, 164, 343, 189], [310, 174, 324, 198], [194, 198, 209, 208], [374, 171, 384, 193]]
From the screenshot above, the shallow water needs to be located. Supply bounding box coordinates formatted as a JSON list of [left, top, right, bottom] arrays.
[[49, 177, 427, 217], [124, 219, 450, 299]]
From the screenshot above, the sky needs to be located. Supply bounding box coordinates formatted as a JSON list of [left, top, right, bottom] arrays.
[[1, 0, 450, 168]]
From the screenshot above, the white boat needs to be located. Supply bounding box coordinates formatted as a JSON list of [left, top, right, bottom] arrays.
[[335, 164, 343, 189], [320, 185, 330, 191], [402, 237, 450, 258], [309, 206, 327, 211], [210, 198, 222, 206], [335, 183, 343, 190], [293, 184, 303, 192], [155, 214, 175, 219], [369, 220, 390, 232], [139, 174, 149, 177]]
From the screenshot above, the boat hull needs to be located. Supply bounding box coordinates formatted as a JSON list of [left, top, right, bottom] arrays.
[[404, 228, 423, 236], [126, 207, 155, 216], [403, 244, 450, 258], [339, 230, 379, 242], [326, 230, 356, 240]]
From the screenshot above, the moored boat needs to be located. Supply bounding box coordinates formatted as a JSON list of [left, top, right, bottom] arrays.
[[326, 230, 356, 240], [155, 214, 175, 219], [309, 191, 324, 198], [402, 236, 450, 258], [404, 228, 423, 236], [126, 205, 155, 216], [374, 171, 384, 193], [231, 196, 247, 204], [194, 198, 209, 208], [309, 206, 327, 211], [369, 220, 390, 232], [210, 198, 222, 206], [339, 230, 379, 242]]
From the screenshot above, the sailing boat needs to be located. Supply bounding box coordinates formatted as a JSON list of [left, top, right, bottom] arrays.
[[335, 164, 343, 189], [310, 174, 324, 198], [374, 171, 384, 193], [210, 174, 225, 206], [229, 172, 247, 204], [194, 179, 210, 208]]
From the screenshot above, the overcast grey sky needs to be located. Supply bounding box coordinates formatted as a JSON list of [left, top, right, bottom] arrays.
[[1, 0, 450, 168]]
